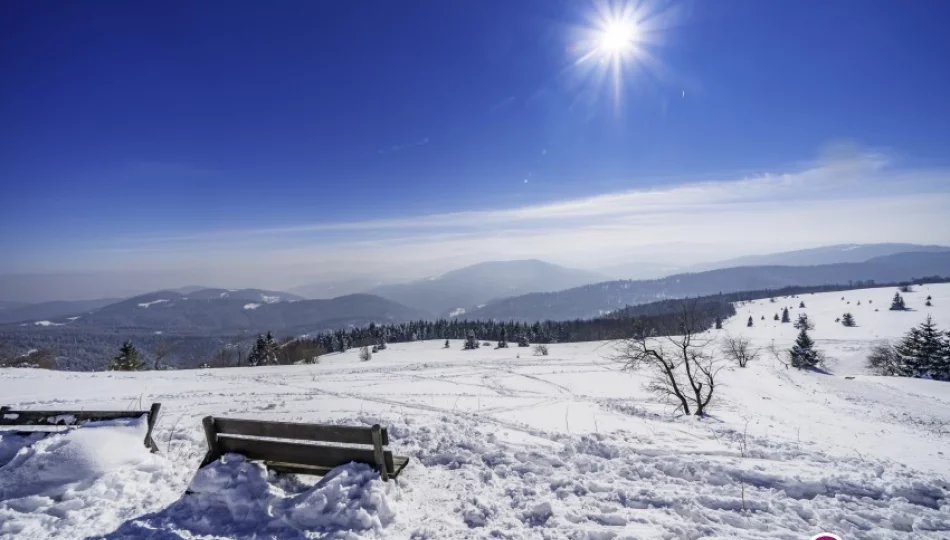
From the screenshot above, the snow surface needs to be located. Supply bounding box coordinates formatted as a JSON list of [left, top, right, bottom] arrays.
[[0, 284, 948, 539], [243, 303, 261, 310], [260, 294, 281, 304], [32, 321, 63, 327], [137, 299, 169, 308]]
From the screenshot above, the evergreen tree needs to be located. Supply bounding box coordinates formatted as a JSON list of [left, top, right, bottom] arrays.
[[444, 339, 450, 348], [793, 313, 814, 330], [926, 299, 932, 307], [789, 328, 820, 369], [747, 316, 753, 327], [841, 312, 856, 327], [893, 316, 949, 379], [773, 313, 780, 321], [781, 307, 790, 323], [497, 327, 508, 348], [890, 292, 906, 311], [109, 340, 144, 371], [799, 301, 806, 308], [715, 316, 722, 330], [248, 332, 280, 366], [517, 335, 530, 347], [463, 330, 479, 350]]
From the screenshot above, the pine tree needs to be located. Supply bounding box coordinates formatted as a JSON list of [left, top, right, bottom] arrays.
[[793, 313, 814, 330], [893, 316, 949, 379], [890, 292, 906, 311], [841, 312, 856, 327], [444, 339, 450, 348], [109, 340, 144, 371], [926, 299, 932, 307], [747, 316, 753, 327], [248, 332, 280, 366], [789, 328, 820, 369], [781, 307, 790, 323], [715, 316, 722, 330], [497, 327, 508, 348], [773, 313, 780, 321], [799, 301, 806, 308], [463, 330, 479, 350], [517, 335, 530, 347]]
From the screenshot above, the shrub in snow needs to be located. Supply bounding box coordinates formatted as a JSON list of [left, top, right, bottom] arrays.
[[926, 299, 933, 307], [789, 328, 822, 369], [359, 346, 372, 362], [533, 344, 548, 356], [799, 301, 806, 308], [721, 335, 759, 368], [463, 332, 479, 350], [890, 292, 907, 311], [746, 316, 753, 327], [517, 335, 530, 347], [444, 339, 450, 348], [773, 313, 779, 321], [841, 312, 856, 327], [109, 341, 145, 371], [899, 284, 913, 293]]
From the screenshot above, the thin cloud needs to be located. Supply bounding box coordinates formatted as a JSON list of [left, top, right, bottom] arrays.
[[122, 151, 899, 245], [490, 96, 516, 113], [377, 136, 429, 154]]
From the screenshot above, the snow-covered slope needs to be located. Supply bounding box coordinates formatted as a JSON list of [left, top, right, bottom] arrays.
[[1, 284, 948, 538]]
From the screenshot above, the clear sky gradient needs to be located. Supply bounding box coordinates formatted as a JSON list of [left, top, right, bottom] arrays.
[[2, 0, 950, 295]]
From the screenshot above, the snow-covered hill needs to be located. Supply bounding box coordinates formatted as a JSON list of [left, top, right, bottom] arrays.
[[1, 284, 948, 538]]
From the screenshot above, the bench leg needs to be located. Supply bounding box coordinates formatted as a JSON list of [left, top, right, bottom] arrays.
[[198, 416, 220, 468], [371, 424, 389, 482], [144, 403, 161, 452]]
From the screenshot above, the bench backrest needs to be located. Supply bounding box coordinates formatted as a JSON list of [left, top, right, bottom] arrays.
[[200, 416, 396, 481], [0, 403, 162, 452]]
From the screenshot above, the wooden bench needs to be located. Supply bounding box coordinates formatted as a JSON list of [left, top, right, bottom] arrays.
[[199, 416, 409, 481], [0, 402, 161, 452]]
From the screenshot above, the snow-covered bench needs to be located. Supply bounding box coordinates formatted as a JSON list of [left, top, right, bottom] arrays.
[[0, 402, 161, 452], [198, 416, 409, 481]]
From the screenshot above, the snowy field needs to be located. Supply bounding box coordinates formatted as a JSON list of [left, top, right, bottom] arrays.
[[1, 284, 949, 539]]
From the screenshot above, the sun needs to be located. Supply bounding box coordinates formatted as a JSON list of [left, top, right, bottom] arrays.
[[598, 18, 639, 55], [568, 0, 671, 111]]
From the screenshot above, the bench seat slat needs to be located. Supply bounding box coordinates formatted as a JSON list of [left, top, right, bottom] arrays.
[[218, 435, 393, 471], [0, 410, 151, 426], [214, 417, 387, 446]]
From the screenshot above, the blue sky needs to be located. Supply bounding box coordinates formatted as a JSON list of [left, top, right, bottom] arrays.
[[2, 0, 950, 294]]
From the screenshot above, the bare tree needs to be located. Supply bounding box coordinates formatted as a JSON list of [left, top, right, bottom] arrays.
[[721, 334, 760, 367], [153, 340, 177, 370], [612, 302, 723, 416]]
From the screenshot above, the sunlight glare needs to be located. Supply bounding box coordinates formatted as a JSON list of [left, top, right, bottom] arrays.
[[598, 18, 638, 55]]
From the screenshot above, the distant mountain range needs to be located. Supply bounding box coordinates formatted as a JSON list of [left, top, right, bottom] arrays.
[[366, 260, 607, 316], [692, 243, 950, 271], [462, 251, 950, 321], [0, 298, 121, 324], [4, 244, 950, 332], [1, 288, 424, 335]]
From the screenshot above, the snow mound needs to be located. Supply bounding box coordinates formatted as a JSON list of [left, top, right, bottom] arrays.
[[0, 416, 175, 538], [104, 456, 396, 539], [137, 299, 169, 308], [243, 303, 261, 310]]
